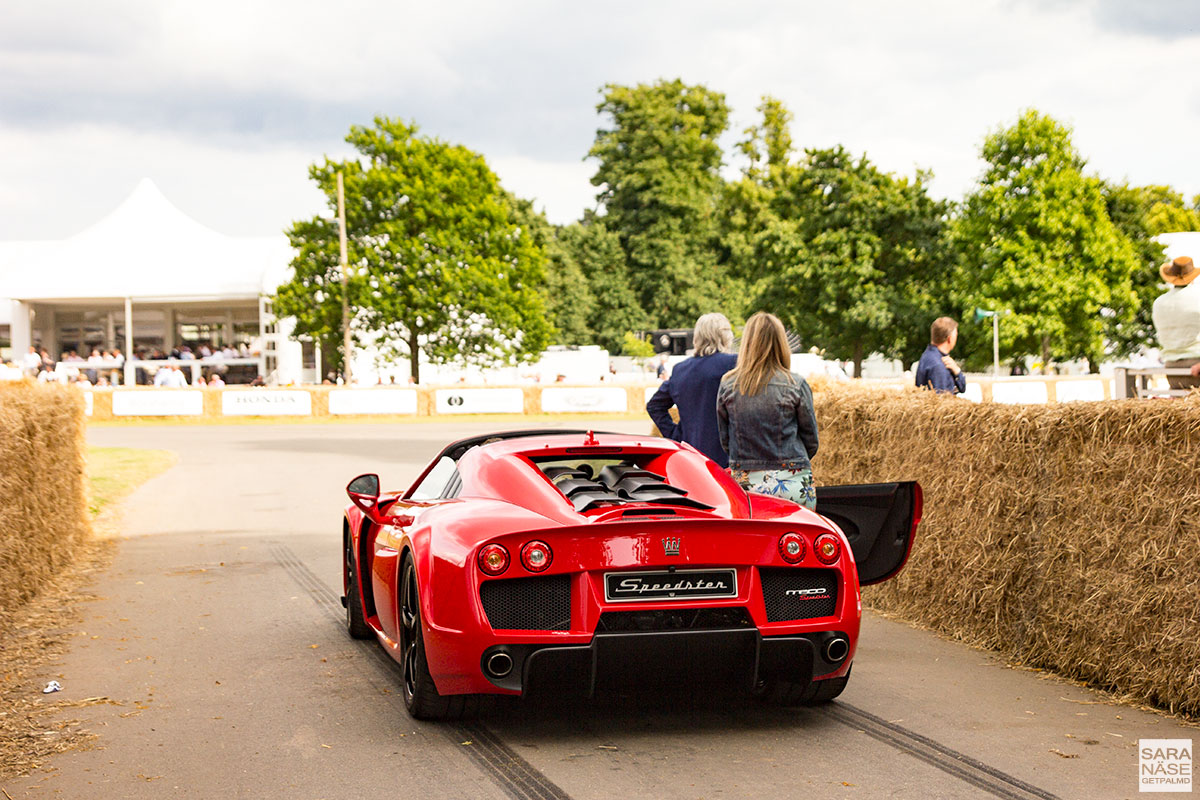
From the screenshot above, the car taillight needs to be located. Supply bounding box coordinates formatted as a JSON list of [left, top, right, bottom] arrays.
[[814, 533, 840, 565], [779, 532, 805, 564], [520, 540, 552, 572], [478, 544, 510, 576]]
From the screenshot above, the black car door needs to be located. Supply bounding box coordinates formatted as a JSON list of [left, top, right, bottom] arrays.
[[814, 482, 921, 585]]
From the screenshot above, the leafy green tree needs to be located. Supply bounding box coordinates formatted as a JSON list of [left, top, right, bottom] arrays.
[[504, 195, 597, 347], [736, 96, 795, 189], [273, 117, 551, 383], [1100, 182, 1179, 356], [553, 216, 647, 352], [621, 331, 655, 358], [275, 204, 363, 378], [953, 111, 1140, 372], [542, 236, 597, 346], [589, 79, 732, 326], [719, 96, 799, 304], [751, 147, 951, 376], [1141, 187, 1200, 234]]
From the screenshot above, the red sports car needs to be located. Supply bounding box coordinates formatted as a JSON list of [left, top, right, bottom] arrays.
[[342, 429, 920, 719]]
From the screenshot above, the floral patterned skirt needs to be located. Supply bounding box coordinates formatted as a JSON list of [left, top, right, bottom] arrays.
[[731, 467, 816, 510]]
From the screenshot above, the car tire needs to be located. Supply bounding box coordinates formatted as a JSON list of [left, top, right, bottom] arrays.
[[344, 535, 373, 640], [399, 557, 481, 721]]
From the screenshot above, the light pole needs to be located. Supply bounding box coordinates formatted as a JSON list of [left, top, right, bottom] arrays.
[[337, 171, 352, 385], [973, 308, 1010, 377]]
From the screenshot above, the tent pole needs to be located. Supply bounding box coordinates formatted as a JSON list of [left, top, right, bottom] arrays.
[[337, 171, 353, 385], [123, 297, 134, 386]]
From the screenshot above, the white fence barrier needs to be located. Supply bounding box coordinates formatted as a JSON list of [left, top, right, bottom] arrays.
[[112, 390, 203, 416], [222, 390, 312, 416], [328, 389, 418, 416], [435, 388, 524, 415], [541, 387, 629, 414]]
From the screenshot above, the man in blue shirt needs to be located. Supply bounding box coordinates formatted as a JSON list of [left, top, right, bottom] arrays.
[[915, 316, 966, 394], [647, 313, 737, 466]]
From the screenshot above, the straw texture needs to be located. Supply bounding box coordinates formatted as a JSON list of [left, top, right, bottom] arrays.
[[0, 383, 90, 616], [811, 379, 1200, 716]]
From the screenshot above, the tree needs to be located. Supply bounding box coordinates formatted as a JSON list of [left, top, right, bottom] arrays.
[[751, 147, 951, 376], [1100, 183, 1178, 356], [274, 204, 362, 379], [718, 96, 799, 308], [736, 96, 795, 189], [552, 216, 647, 353], [589, 79, 732, 326], [273, 117, 551, 383], [953, 111, 1140, 372], [505, 195, 597, 347]]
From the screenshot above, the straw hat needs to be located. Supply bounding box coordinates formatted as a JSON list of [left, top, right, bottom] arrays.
[[1160, 256, 1199, 287]]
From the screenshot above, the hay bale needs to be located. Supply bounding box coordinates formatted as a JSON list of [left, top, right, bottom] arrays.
[[0, 383, 90, 616], [812, 382, 1200, 716]]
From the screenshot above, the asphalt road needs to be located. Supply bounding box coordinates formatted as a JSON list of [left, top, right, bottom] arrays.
[[3, 422, 1192, 799]]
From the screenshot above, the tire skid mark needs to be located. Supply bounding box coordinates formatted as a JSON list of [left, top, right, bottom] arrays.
[[454, 722, 573, 800], [269, 542, 342, 611], [823, 703, 1061, 800], [269, 542, 574, 800], [269, 543, 1055, 800]]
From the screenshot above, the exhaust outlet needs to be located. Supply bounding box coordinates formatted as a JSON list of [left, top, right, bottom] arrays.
[[823, 637, 849, 663], [485, 651, 513, 678]]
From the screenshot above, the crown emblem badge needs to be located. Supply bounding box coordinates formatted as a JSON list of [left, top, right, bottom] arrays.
[[662, 537, 680, 556]]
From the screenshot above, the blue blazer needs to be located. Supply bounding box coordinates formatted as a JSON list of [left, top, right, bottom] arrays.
[[915, 344, 966, 394], [646, 352, 738, 467]]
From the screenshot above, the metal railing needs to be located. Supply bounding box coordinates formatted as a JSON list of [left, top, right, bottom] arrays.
[[124, 357, 265, 386], [1112, 366, 1197, 399]]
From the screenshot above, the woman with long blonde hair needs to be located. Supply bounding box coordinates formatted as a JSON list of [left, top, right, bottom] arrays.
[[716, 312, 819, 509]]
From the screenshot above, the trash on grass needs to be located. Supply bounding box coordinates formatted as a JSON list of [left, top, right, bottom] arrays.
[[42, 681, 62, 694]]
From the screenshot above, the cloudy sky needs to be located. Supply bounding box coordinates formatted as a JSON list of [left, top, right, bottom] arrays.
[[1, 0, 1198, 240]]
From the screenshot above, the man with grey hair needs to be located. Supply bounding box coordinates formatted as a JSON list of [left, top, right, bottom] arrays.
[[647, 313, 737, 466]]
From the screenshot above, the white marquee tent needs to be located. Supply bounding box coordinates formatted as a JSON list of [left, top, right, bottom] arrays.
[[0, 180, 301, 383]]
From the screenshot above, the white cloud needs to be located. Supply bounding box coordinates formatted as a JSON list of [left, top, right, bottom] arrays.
[[1, 0, 1198, 240], [0, 123, 350, 238]]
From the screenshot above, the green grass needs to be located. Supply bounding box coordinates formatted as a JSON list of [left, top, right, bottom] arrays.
[[86, 447, 177, 517]]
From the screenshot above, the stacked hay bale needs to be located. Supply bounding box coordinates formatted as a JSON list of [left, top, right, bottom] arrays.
[[811, 379, 1200, 716], [0, 383, 90, 617]]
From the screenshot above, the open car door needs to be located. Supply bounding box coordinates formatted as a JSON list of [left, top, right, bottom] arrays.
[[815, 481, 921, 585]]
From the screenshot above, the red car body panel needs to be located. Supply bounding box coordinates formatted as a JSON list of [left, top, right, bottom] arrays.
[[343, 431, 918, 698]]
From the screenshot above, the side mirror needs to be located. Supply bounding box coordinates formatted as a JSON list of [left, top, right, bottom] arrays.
[[347, 474, 381, 515], [346, 474, 414, 527]]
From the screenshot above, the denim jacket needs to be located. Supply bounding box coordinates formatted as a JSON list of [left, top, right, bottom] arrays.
[[716, 371, 819, 472]]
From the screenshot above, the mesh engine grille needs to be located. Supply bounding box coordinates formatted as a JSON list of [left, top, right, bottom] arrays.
[[760, 567, 838, 622], [480, 574, 571, 631]]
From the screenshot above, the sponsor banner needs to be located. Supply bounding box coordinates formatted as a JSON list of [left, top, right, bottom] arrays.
[[112, 390, 203, 417], [962, 383, 984, 403], [83, 391, 93, 417], [222, 390, 312, 416], [435, 388, 524, 415], [991, 381, 1049, 405], [604, 568, 738, 602], [328, 389, 418, 416], [644, 385, 660, 406], [541, 387, 628, 414], [1055, 380, 1107, 403]]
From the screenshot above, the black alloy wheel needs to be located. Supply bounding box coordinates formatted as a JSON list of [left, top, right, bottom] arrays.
[[398, 557, 481, 720]]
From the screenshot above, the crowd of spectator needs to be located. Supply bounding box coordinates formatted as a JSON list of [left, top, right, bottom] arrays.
[[11, 340, 258, 387]]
